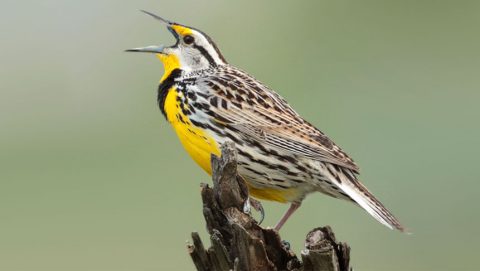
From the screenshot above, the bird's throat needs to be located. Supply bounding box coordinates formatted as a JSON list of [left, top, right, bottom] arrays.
[[157, 53, 181, 82]]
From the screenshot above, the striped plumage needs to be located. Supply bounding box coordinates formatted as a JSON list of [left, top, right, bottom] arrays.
[[127, 11, 405, 232]]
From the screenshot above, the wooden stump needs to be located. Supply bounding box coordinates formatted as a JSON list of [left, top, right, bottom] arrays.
[[187, 142, 352, 271]]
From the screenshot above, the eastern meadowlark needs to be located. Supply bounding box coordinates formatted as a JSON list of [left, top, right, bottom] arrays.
[[127, 11, 405, 232]]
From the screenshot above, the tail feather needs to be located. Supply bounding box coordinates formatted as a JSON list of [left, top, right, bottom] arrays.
[[341, 178, 405, 232], [324, 164, 406, 232]]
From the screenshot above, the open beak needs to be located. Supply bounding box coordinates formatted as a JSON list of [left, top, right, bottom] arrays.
[[125, 10, 176, 54]]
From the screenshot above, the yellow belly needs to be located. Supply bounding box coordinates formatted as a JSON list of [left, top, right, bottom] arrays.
[[164, 87, 220, 174], [246, 183, 299, 203], [164, 87, 297, 203]]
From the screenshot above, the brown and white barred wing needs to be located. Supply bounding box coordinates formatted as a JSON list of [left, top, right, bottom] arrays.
[[197, 66, 359, 172]]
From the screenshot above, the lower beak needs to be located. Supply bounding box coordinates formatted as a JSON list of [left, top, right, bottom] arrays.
[[125, 45, 165, 54]]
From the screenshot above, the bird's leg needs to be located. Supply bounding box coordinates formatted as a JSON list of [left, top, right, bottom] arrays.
[[274, 202, 301, 231], [243, 197, 265, 225]]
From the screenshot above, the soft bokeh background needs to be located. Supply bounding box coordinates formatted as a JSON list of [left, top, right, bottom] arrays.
[[1, 0, 479, 270]]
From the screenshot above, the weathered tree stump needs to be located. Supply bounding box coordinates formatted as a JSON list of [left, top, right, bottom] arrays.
[[187, 142, 352, 271]]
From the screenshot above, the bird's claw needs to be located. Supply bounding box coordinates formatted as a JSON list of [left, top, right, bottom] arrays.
[[281, 240, 291, 250], [243, 197, 265, 225]]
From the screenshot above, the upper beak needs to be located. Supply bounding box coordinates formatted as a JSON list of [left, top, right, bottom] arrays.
[[125, 10, 175, 54], [139, 10, 173, 25]]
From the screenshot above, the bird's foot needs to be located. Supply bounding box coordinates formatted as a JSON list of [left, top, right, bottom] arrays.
[[243, 197, 265, 225], [281, 240, 291, 250]]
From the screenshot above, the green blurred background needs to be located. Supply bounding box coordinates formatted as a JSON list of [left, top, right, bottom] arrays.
[[1, 0, 479, 270]]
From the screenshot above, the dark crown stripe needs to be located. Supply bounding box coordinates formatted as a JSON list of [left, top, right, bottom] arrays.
[[189, 27, 227, 64]]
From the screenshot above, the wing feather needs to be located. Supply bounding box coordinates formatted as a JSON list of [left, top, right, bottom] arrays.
[[197, 67, 360, 172]]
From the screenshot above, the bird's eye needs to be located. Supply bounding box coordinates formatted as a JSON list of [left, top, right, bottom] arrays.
[[183, 35, 194, 45]]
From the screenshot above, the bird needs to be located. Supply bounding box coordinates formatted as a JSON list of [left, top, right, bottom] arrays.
[[126, 10, 405, 232]]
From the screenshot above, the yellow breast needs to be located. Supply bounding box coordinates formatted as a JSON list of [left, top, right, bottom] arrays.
[[164, 88, 300, 203], [164, 87, 220, 175], [156, 53, 296, 203]]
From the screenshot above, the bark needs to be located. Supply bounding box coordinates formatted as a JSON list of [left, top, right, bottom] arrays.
[[187, 142, 352, 271]]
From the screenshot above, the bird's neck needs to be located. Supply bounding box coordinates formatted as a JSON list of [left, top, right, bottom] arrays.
[[157, 54, 182, 83]]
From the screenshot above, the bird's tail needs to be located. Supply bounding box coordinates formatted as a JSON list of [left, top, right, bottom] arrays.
[[326, 165, 406, 232]]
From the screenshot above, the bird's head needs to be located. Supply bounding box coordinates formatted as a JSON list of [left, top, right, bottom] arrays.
[[126, 10, 227, 79]]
